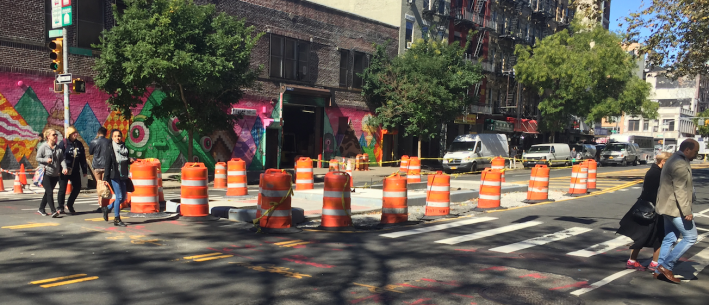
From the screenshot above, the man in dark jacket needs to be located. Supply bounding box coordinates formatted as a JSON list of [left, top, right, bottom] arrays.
[[57, 126, 88, 214], [89, 127, 111, 208]]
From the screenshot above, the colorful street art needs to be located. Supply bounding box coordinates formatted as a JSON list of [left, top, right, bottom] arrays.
[[0, 73, 383, 175]]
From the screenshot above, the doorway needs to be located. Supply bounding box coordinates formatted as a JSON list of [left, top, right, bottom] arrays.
[[281, 104, 322, 168]]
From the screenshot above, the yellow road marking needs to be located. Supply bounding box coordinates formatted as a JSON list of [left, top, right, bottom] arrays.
[[2, 223, 60, 229], [30, 274, 87, 284], [274, 240, 304, 246], [85, 217, 129, 222], [280, 242, 310, 247], [193, 255, 233, 262], [183, 252, 222, 260], [353, 282, 404, 293], [39, 276, 99, 288]]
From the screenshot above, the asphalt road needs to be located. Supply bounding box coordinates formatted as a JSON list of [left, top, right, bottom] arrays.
[[1, 165, 709, 304]]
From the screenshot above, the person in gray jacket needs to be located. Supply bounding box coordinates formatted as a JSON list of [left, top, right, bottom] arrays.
[[36, 129, 67, 218], [653, 139, 700, 283]]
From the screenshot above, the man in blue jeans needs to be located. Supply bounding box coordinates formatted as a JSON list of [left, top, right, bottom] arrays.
[[654, 139, 700, 283]]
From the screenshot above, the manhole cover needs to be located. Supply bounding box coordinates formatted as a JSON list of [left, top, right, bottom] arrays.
[[480, 286, 584, 305]]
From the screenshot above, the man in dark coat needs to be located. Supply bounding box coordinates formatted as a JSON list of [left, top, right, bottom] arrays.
[[89, 127, 112, 208]]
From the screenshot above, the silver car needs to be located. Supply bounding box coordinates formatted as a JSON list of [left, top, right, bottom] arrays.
[[600, 142, 640, 166]]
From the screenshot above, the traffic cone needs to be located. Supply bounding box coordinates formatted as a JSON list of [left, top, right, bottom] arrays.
[[18, 164, 27, 185], [13, 175, 22, 194], [65, 180, 72, 195]]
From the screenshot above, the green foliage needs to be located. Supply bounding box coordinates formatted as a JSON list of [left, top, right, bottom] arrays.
[[693, 108, 709, 137], [361, 38, 483, 138], [94, 0, 263, 158], [515, 24, 657, 132], [624, 0, 709, 78]]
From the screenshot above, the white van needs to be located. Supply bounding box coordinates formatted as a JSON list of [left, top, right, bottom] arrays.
[[442, 134, 509, 173], [522, 143, 571, 168]]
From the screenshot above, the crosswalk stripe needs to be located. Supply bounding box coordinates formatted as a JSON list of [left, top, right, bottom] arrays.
[[570, 269, 636, 296], [434, 221, 543, 245], [567, 236, 632, 257], [489, 227, 593, 253], [380, 217, 498, 239]]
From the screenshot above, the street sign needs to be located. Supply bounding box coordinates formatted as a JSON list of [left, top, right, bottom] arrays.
[[61, 0, 71, 6], [56, 73, 72, 84], [657, 134, 664, 137], [48, 29, 62, 38], [51, 0, 72, 28], [61, 7, 72, 27]]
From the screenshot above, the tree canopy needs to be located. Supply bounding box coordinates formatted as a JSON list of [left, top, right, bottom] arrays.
[[94, 0, 262, 159], [361, 38, 483, 139], [623, 0, 709, 78], [514, 24, 657, 132]]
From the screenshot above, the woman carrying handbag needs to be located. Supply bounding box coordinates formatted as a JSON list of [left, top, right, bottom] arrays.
[[616, 152, 672, 271], [35, 129, 66, 217], [102, 129, 134, 227]]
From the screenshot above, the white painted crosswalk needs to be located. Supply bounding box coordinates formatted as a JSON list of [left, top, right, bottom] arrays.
[[566, 236, 633, 257], [380, 217, 497, 238], [434, 221, 544, 245], [489, 227, 593, 253]]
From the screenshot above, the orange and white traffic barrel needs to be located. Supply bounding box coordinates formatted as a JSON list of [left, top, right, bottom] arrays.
[[13, 174, 22, 194], [566, 164, 588, 197], [214, 162, 227, 189], [259, 169, 299, 233], [226, 158, 248, 197], [381, 174, 408, 224], [363, 154, 370, 171], [295, 157, 314, 190], [477, 168, 501, 209], [329, 159, 339, 172], [180, 162, 209, 217], [399, 155, 410, 174], [523, 164, 554, 204], [129, 161, 159, 213], [492, 156, 505, 182], [421, 171, 451, 220], [586, 159, 599, 191], [345, 160, 354, 188], [355, 154, 362, 171], [142, 158, 165, 203], [320, 171, 352, 230], [407, 157, 421, 183]]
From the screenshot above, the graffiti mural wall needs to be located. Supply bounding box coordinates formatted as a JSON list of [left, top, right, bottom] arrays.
[[0, 73, 382, 175]]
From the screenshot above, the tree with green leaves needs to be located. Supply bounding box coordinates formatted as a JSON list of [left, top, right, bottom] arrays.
[[693, 108, 709, 138], [514, 24, 657, 134], [623, 0, 709, 78], [94, 0, 263, 160], [361, 38, 483, 156]]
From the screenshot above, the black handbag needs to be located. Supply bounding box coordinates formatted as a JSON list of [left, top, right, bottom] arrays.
[[125, 178, 135, 193], [631, 198, 656, 222]]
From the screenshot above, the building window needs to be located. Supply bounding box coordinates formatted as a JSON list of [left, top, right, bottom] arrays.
[[653, 126, 658, 132], [339, 50, 350, 87], [270, 35, 309, 81], [663, 119, 675, 131], [352, 52, 369, 89], [643, 121, 649, 131], [78, 0, 105, 49], [406, 21, 413, 46], [421, 26, 429, 38], [628, 120, 640, 131]]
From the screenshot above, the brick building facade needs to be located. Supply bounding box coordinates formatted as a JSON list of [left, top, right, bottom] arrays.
[[0, 0, 398, 176]]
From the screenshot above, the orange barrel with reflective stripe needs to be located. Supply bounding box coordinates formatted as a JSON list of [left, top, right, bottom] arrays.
[[566, 164, 588, 196], [345, 160, 354, 188], [492, 156, 505, 182], [424, 171, 450, 218], [478, 168, 501, 209], [180, 162, 209, 217], [259, 169, 293, 230], [321, 171, 352, 228], [586, 159, 598, 191], [226, 158, 247, 196], [399, 155, 410, 174], [363, 154, 370, 170], [295, 157, 314, 190], [407, 157, 421, 183], [214, 162, 227, 189], [144, 158, 165, 203], [381, 174, 408, 224], [329, 159, 339, 172], [129, 161, 159, 213], [355, 154, 362, 171], [523, 164, 552, 203]]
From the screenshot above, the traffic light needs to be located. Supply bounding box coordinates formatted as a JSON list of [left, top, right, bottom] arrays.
[[49, 38, 63, 73], [72, 78, 85, 94]]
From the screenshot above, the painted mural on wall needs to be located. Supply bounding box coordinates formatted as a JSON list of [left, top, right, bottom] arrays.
[[0, 73, 382, 176]]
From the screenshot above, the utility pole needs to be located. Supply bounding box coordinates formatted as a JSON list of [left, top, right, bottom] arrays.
[[62, 27, 69, 132]]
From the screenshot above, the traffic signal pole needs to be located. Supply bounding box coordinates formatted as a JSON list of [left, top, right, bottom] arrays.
[[62, 28, 69, 132]]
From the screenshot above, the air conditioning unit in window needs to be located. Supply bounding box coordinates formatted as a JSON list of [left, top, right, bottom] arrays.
[[406, 41, 413, 49]]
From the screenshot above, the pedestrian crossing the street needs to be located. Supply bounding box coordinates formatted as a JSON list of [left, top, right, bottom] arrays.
[[381, 218, 638, 258]]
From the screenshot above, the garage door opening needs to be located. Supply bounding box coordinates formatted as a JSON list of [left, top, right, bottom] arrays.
[[281, 104, 322, 168]]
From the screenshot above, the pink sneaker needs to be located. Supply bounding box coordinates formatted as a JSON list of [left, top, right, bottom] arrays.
[[626, 260, 646, 270], [648, 261, 659, 272]]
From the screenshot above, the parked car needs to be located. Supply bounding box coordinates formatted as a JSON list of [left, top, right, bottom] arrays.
[[522, 143, 571, 168], [599, 142, 639, 166], [442, 134, 509, 174], [570, 144, 597, 163]]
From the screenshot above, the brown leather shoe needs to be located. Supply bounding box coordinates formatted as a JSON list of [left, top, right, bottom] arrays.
[[656, 265, 681, 284]]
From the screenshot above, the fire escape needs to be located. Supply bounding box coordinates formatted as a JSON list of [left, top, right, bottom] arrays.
[[422, 0, 452, 42], [496, 0, 531, 119]]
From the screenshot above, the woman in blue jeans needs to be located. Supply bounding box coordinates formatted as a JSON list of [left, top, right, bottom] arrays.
[[102, 129, 133, 227]]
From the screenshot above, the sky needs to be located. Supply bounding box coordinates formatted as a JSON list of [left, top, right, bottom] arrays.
[[608, 0, 648, 34]]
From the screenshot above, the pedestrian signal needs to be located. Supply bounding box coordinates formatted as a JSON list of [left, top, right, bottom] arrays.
[[73, 78, 85, 94]]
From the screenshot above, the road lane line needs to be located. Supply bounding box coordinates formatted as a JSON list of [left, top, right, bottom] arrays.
[[39, 276, 99, 288], [274, 240, 305, 246], [183, 252, 223, 260], [570, 269, 636, 296], [193, 255, 233, 262], [434, 221, 543, 245], [30, 274, 88, 284], [380, 217, 498, 238], [567, 236, 633, 257], [280, 242, 311, 247], [489, 227, 593, 253], [2, 223, 60, 229]]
